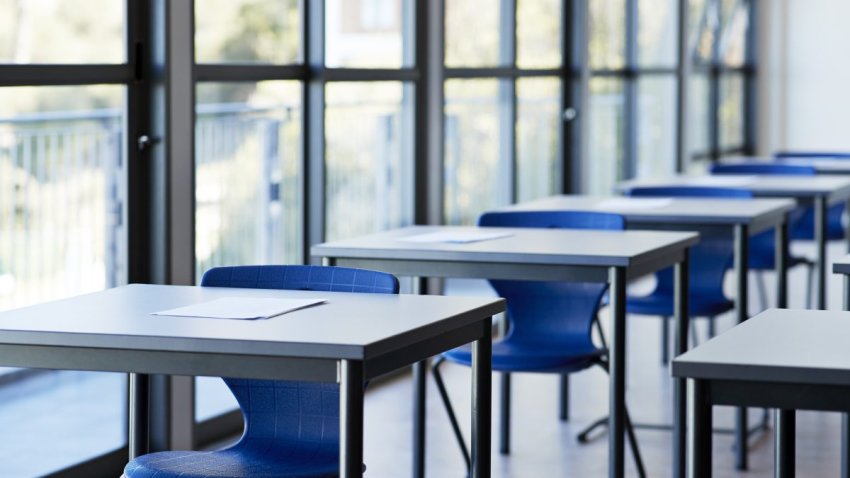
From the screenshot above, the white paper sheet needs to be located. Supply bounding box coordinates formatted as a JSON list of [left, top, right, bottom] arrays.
[[686, 175, 756, 186], [397, 231, 513, 244], [594, 197, 674, 211], [152, 297, 327, 320]]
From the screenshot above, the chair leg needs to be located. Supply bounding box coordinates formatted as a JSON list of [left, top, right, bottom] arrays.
[[660, 316, 670, 365], [593, 313, 608, 349], [559, 374, 569, 421], [707, 316, 716, 339], [500, 372, 511, 455], [432, 357, 471, 473], [756, 271, 769, 312], [624, 406, 648, 478], [577, 362, 646, 477]]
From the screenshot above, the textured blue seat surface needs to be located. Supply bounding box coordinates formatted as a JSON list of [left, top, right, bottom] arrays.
[[441, 211, 624, 373], [124, 265, 398, 478]]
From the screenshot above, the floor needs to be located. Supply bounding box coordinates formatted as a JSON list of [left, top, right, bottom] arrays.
[[0, 242, 845, 477]]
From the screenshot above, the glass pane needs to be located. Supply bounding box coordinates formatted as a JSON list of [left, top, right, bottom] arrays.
[[692, 0, 719, 64], [585, 78, 625, 194], [517, 77, 560, 202], [0, 0, 124, 64], [195, 0, 300, 64], [325, 82, 414, 241], [0, 85, 127, 475], [517, 0, 561, 69], [638, 0, 678, 67], [444, 79, 510, 225], [326, 0, 411, 68], [719, 74, 744, 148], [194, 80, 302, 420], [720, 0, 749, 66], [689, 74, 710, 153], [195, 81, 303, 275], [445, 0, 505, 67], [589, 0, 626, 69], [637, 76, 677, 178]]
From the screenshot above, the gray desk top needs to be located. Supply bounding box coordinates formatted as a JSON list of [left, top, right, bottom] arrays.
[[672, 309, 850, 386], [617, 174, 850, 201], [832, 255, 850, 275], [0, 284, 504, 361], [311, 225, 698, 268], [501, 195, 795, 226]]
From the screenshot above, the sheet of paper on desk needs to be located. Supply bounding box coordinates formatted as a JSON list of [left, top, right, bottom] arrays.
[[152, 297, 327, 320], [686, 175, 756, 186], [397, 231, 513, 244], [594, 197, 673, 210]]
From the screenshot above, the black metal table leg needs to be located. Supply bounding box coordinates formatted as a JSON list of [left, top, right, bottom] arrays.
[[129, 372, 150, 460], [775, 409, 795, 478], [608, 266, 627, 478], [340, 360, 364, 478], [734, 224, 750, 470], [815, 196, 827, 310], [691, 379, 712, 478], [471, 318, 492, 478], [674, 256, 690, 478]]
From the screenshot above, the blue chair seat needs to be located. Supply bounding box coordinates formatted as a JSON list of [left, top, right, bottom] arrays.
[[124, 449, 340, 478], [443, 339, 606, 373], [625, 292, 733, 318]]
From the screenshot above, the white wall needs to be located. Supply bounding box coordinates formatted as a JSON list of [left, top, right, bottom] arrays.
[[758, 0, 850, 153]]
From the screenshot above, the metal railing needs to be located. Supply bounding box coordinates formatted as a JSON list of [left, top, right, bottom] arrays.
[[0, 110, 124, 313]]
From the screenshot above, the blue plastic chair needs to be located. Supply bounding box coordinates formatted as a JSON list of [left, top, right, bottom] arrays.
[[711, 162, 846, 241], [123, 265, 399, 478], [431, 210, 646, 478], [775, 151, 850, 160], [626, 186, 813, 356], [626, 187, 739, 364]]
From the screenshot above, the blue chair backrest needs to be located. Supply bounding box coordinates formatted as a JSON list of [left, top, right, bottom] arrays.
[[478, 211, 624, 344], [628, 186, 752, 199], [710, 163, 816, 176], [200, 265, 398, 448], [626, 187, 749, 300], [775, 151, 850, 160]]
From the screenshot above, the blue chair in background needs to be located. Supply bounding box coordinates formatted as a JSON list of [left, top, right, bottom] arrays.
[[626, 186, 813, 360], [775, 151, 850, 159], [625, 187, 739, 364], [711, 162, 846, 241], [431, 210, 646, 478], [123, 265, 399, 478]]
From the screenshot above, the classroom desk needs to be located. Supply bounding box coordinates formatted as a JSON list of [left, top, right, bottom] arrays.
[[312, 225, 698, 478], [673, 309, 850, 478], [504, 194, 796, 472], [833, 255, 850, 478], [618, 174, 850, 311], [0, 284, 504, 478]]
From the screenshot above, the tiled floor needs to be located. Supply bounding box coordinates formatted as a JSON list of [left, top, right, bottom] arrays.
[[0, 241, 846, 477]]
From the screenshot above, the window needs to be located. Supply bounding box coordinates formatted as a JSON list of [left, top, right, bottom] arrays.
[[584, 0, 755, 189], [0, 4, 132, 475], [690, 0, 755, 167], [444, 0, 563, 224]]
